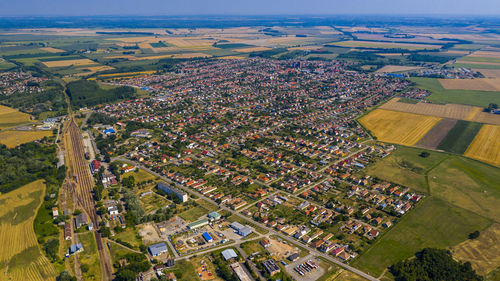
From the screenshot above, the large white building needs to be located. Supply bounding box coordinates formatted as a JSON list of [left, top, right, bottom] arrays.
[[157, 181, 188, 202]]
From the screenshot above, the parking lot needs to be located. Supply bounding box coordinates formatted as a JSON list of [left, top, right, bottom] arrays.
[[285, 255, 325, 281]]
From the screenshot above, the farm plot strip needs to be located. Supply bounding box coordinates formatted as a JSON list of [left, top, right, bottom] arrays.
[[359, 109, 441, 146], [416, 118, 458, 149], [436, 120, 483, 154], [464, 124, 500, 167]]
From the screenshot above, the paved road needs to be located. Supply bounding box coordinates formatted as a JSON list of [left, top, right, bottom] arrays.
[[111, 156, 379, 281]]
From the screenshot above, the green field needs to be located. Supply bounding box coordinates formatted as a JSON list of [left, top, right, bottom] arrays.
[[353, 197, 492, 277], [437, 120, 483, 154], [355, 145, 500, 276], [78, 232, 102, 281], [428, 157, 500, 222], [361, 146, 449, 193], [411, 77, 500, 107], [112, 227, 143, 250], [178, 205, 209, 222], [453, 63, 500, 70]]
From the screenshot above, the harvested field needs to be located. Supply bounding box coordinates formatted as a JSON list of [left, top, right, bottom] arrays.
[[453, 223, 500, 276], [438, 78, 500, 91], [39, 47, 65, 53], [379, 98, 500, 125], [75, 65, 115, 76], [376, 65, 423, 73], [235, 46, 271, 53], [331, 40, 441, 50], [42, 58, 97, 67], [0, 180, 57, 281], [476, 69, 500, 78], [465, 124, 500, 167], [0, 130, 53, 148], [0, 105, 32, 129], [456, 60, 500, 66], [468, 51, 500, 58], [416, 118, 457, 149], [359, 109, 441, 146]]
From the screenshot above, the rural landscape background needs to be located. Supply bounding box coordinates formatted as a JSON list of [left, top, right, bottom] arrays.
[[0, 5, 499, 281]]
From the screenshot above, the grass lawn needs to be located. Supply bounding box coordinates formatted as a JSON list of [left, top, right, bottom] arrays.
[[240, 239, 266, 256], [196, 199, 219, 212], [352, 197, 492, 277], [428, 156, 500, 222], [411, 77, 500, 107], [361, 146, 449, 193], [113, 227, 143, 249], [130, 168, 157, 183], [437, 120, 483, 154], [107, 240, 137, 263], [78, 232, 102, 281], [178, 205, 208, 222], [164, 260, 198, 281]]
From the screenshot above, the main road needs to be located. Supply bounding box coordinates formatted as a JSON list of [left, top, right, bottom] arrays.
[[112, 156, 379, 281]]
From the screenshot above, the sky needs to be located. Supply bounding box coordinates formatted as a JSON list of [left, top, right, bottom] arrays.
[[0, 0, 499, 16]]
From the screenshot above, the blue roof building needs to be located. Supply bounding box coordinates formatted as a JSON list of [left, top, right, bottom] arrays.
[[148, 242, 168, 257], [104, 128, 116, 135], [69, 243, 83, 254], [202, 232, 213, 243]]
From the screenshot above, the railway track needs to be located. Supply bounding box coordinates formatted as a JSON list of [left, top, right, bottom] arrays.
[[66, 119, 113, 280]]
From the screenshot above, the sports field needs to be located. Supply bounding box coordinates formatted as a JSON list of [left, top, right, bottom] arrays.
[[0, 180, 57, 281], [359, 109, 441, 146], [464, 124, 500, 167], [0, 130, 53, 148], [0, 105, 33, 129], [453, 223, 500, 276]]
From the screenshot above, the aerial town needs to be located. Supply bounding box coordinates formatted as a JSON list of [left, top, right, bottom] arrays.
[[0, 12, 498, 281]]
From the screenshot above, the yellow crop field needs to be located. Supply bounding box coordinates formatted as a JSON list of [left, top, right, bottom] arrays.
[[43, 58, 97, 67], [465, 125, 500, 167], [453, 223, 500, 276], [0, 105, 32, 129], [235, 46, 272, 53], [40, 47, 65, 53], [359, 109, 441, 146], [0, 180, 57, 281], [0, 130, 53, 148], [75, 65, 115, 76]]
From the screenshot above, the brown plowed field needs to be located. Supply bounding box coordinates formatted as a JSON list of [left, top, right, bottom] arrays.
[[416, 118, 458, 149]]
